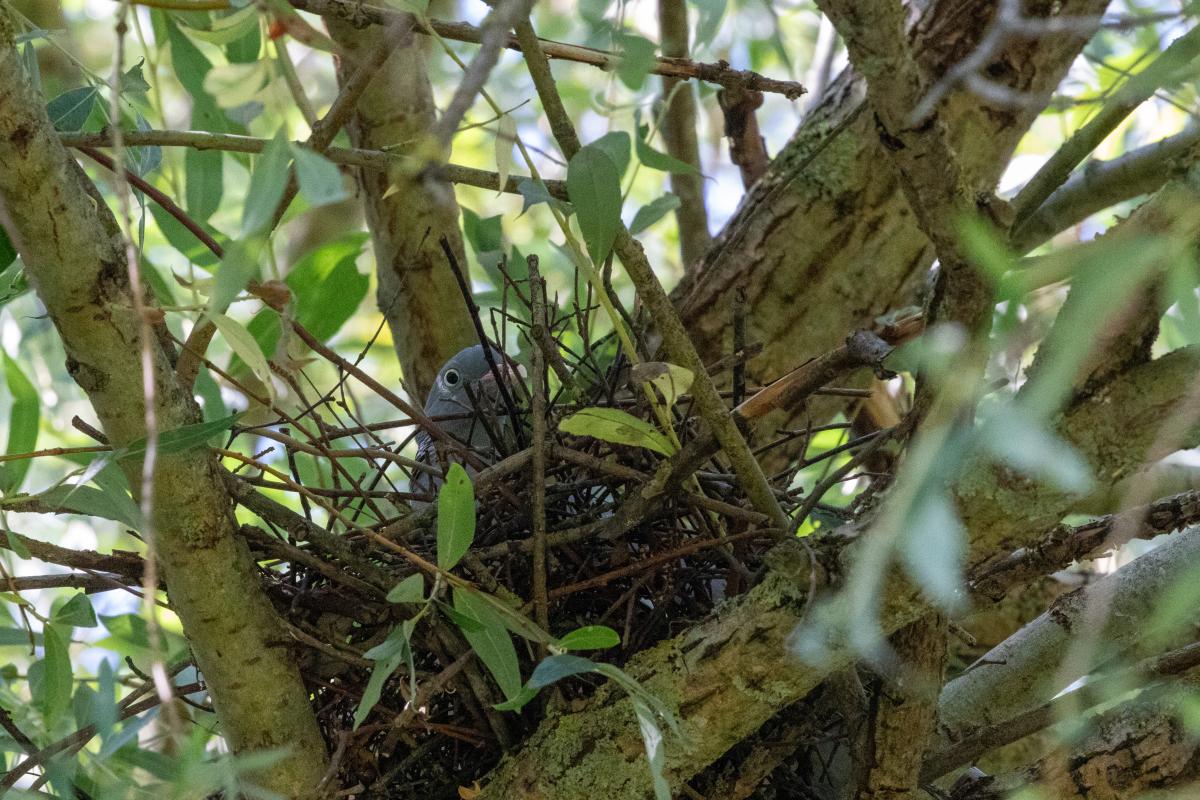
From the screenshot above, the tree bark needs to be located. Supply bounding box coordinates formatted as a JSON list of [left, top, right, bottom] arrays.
[[0, 12, 327, 795], [327, 17, 475, 401], [673, 0, 1111, 379]]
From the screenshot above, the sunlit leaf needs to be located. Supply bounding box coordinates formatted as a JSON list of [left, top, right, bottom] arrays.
[[437, 463, 476, 570], [633, 697, 671, 800], [568, 144, 624, 264], [209, 312, 275, 401], [1, 353, 39, 494], [495, 114, 516, 195], [631, 362, 694, 407], [560, 408, 673, 456]]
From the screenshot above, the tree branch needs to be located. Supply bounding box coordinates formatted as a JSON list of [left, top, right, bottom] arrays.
[[287, 0, 806, 98], [657, 0, 711, 265], [0, 10, 328, 793]]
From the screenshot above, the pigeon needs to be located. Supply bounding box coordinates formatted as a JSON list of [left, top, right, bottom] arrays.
[[411, 345, 517, 501]]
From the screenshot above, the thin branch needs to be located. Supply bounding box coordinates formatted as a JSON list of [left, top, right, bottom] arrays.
[[61, 130, 567, 198], [528, 256, 550, 641], [288, 0, 806, 98], [1011, 24, 1200, 228], [430, 0, 535, 146], [1012, 124, 1200, 251]]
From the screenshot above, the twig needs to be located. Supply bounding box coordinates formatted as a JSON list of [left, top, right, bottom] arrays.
[[62, 130, 567, 198], [288, 0, 806, 98], [528, 256, 551, 644], [430, 0, 535, 147]]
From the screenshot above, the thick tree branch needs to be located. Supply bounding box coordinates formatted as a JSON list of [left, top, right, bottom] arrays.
[[939, 526, 1200, 738], [815, 0, 990, 337], [0, 11, 327, 794], [674, 0, 1105, 391], [948, 680, 1200, 799], [326, 16, 475, 399]]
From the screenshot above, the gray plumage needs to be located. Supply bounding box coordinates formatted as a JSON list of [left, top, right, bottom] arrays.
[[412, 345, 513, 500]]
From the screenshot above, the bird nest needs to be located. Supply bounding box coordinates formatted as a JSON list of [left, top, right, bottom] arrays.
[[226, 260, 901, 797]]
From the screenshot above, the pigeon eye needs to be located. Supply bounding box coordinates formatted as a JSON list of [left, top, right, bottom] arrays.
[[443, 369, 461, 387]]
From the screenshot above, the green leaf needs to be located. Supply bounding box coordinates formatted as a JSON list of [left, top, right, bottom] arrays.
[[635, 125, 699, 175], [452, 588, 522, 699], [560, 407, 673, 456], [436, 463, 476, 570], [242, 130, 292, 236], [631, 361, 694, 407], [117, 413, 240, 461], [633, 697, 672, 800], [689, 0, 727, 50], [354, 620, 414, 729], [46, 86, 98, 131], [528, 654, 597, 688], [630, 194, 681, 235], [0, 227, 15, 270], [122, 59, 152, 93], [4, 529, 30, 559], [97, 614, 189, 663], [455, 585, 552, 644], [0, 627, 41, 646], [148, 204, 222, 267], [516, 178, 571, 216], [568, 144, 625, 265], [1, 353, 39, 494], [978, 409, 1093, 493], [54, 594, 98, 628], [179, 4, 259, 45], [592, 131, 632, 177], [290, 145, 349, 208], [208, 235, 265, 315], [208, 313, 274, 401], [616, 33, 657, 90], [386, 574, 425, 604], [899, 493, 965, 611], [557, 625, 620, 651], [436, 600, 485, 632], [35, 624, 73, 726], [495, 114, 516, 194], [185, 149, 224, 223], [36, 484, 142, 529]]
